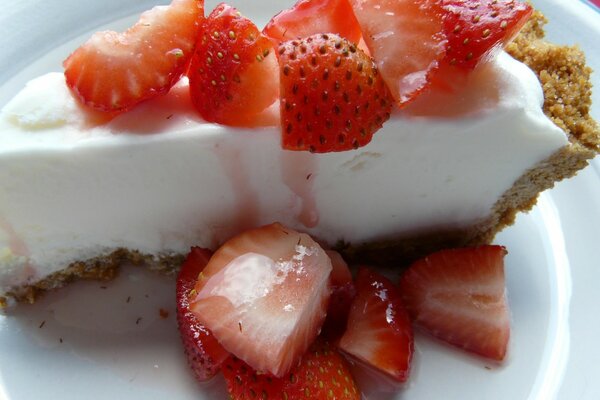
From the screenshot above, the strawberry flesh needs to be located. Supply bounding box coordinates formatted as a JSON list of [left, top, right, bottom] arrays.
[[348, 0, 447, 107], [278, 33, 393, 153], [339, 267, 414, 383], [263, 0, 363, 45], [399, 245, 510, 361], [64, 0, 203, 113], [321, 250, 356, 341], [176, 247, 229, 382], [190, 223, 332, 377], [188, 3, 279, 127]]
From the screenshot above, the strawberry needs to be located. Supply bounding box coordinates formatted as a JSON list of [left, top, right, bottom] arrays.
[[189, 223, 332, 377], [399, 245, 510, 361], [222, 340, 360, 400], [278, 34, 393, 153], [348, 0, 447, 107], [440, 0, 532, 69], [321, 250, 356, 341], [64, 0, 203, 113], [263, 0, 363, 45], [339, 267, 414, 383], [176, 247, 229, 382], [188, 3, 280, 126], [327, 250, 353, 286], [222, 355, 285, 398]]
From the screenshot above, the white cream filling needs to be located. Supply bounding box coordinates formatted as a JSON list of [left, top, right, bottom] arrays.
[[0, 52, 567, 294]]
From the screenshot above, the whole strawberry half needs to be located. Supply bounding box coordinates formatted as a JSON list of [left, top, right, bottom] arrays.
[[222, 340, 360, 400], [189, 223, 332, 377], [441, 0, 532, 69], [263, 0, 363, 45], [64, 0, 203, 113], [278, 33, 393, 153], [399, 245, 511, 361], [176, 247, 229, 382], [339, 267, 414, 384], [188, 3, 280, 127]]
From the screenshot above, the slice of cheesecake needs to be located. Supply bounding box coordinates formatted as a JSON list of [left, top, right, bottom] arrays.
[[0, 8, 598, 306]]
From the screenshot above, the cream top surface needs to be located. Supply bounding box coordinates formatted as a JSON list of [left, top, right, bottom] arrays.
[[0, 52, 567, 293]]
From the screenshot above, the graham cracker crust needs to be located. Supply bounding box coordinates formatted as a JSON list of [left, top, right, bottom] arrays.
[[1, 249, 184, 307], [2, 11, 599, 306]]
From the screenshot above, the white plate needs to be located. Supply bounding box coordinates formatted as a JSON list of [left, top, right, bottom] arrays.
[[0, 1, 599, 399]]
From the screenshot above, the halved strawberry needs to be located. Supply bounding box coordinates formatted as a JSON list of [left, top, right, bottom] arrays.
[[263, 0, 363, 45], [188, 3, 280, 126], [176, 247, 229, 382], [339, 267, 414, 384], [399, 245, 510, 361], [189, 223, 332, 377], [64, 0, 203, 113], [348, 0, 447, 107], [441, 0, 532, 69], [222, 340, 360, 400], [278, 34, 393, 153], [321, 250, 356, 341]]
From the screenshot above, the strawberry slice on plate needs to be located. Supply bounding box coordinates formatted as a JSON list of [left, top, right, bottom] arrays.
[[176, 247, 229, 382], [399, 245, 510, 361], [189, 223, 332, 377], [321, 250, 356, 341], [188, 3, 280, 127], [222, 340, 360, 400], [339, 267, 414, 384], [263, 0, 363, 45], [348, 0, 447, 107], [278, 33, 393, 153], [441, 0, 532, 69], [64, 0, 203, 113]]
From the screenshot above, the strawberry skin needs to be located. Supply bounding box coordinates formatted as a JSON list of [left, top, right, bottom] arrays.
[[278, 34, 393, 153], [222, 340, 360, 400], [188, 3, 279, 126], [441, 0, 532, 69], [349, 0, 447, 106], [64, 0, 203, 113], [399, 245, 510, 361], [263, 0, 362, 45], [190, 223, 332, 377], [339, 267, 414, 383], [222, 355, 284, 399], [176, 247, 229, 382]]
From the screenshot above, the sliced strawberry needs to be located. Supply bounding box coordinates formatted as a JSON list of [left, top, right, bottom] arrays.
[[222, 340, 360, 400], [327, 250, 353, 286], [263, 0, 363, 45], [176, 247, 229, 382], [189, 223, 332, 377], [399, 245, 510, 361], [278, 34, 393, 153], [64, 0, 203, 113], [441, 0, 532, 69], [188, 3, 279, 126], [321, 250, 356, 341], [339, 267, 414, 384], [348, 0, 447, 106]]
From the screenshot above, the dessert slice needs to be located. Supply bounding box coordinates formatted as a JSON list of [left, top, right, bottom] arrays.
[[0, 1, 598, 306]]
